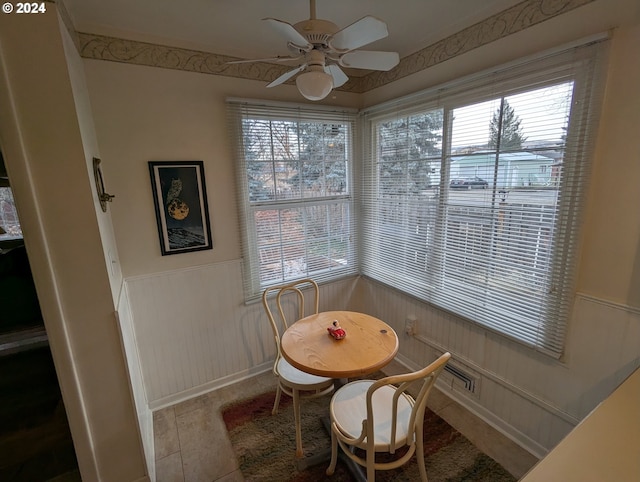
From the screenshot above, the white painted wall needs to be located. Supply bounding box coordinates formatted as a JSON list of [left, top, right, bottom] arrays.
[[59, 17, 124, 305], [60, 18, 153, 479], [521, 366, 640, 482], [80, 3, 640, 458], [0, 6, 149, 482], [82, 59, 360, 279], [0, 1, 633, 474]]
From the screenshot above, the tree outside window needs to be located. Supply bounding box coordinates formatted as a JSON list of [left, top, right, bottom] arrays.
[[230, 103, 357, 295]]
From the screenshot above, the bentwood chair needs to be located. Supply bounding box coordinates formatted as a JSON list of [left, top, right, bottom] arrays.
[[262, 278, 335, 457], [326, 352, 451, 481]]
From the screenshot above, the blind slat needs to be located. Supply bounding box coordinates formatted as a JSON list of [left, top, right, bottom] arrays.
[[228, 101, 359, 300], [360, 39, 608, 357]]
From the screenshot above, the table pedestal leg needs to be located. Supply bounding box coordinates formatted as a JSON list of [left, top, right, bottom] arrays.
[[294, 417, 366, 482], [322, 416, 367, 482]]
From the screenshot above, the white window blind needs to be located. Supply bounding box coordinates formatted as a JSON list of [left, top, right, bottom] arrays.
[[360, 38, 609, 357], [227, 100, 359, 300]]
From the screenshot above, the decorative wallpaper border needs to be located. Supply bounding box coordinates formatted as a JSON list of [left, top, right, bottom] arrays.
[[76, 32, 364, 93], [73, 0, 595, 93], [361, 0, 596, 91]]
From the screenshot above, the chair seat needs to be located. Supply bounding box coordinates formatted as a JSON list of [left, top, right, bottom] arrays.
[[331, 379, 414, 450], [327, 353, 451, 481], [262, 278, 333, 458], [277, 357, 333, 388]]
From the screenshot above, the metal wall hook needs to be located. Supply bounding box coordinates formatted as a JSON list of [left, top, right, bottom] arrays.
[[93, 157, 115, 212]]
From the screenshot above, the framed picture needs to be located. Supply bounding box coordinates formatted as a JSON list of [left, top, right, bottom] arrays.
[[148, 160, 213, 255]]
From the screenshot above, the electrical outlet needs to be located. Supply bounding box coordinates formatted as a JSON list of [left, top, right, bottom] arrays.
[[405, 316, 417, 336]]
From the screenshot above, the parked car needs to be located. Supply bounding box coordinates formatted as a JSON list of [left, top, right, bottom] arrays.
[[450, 177, 489, 189]]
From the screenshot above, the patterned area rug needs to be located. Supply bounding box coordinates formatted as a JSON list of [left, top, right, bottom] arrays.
[[222, 388, 516, 482]]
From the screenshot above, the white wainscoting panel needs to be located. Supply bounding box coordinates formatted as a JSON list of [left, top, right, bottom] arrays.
[[123, 264, 638, 455], [125, 261, 357, 406], [354, 278, 640, 455], [126, 260, 268, 404], [116, 285, 155, 481]]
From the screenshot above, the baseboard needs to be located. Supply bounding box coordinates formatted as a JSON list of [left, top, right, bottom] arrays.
[[148, 362, 272, 411], [394, 353, 548, 459]]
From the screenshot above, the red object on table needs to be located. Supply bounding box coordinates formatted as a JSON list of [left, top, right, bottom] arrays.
[[327, 320, 346, 340]]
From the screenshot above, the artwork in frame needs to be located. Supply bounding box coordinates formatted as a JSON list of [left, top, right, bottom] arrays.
[[148, 160, 213, 255]]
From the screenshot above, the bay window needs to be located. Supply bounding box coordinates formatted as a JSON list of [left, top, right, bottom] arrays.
[[229, 37, 607, 357], [360, 40, 607, 356]]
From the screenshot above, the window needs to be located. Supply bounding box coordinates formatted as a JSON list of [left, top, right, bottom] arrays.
[[228, 100, 358, 299], [0, 182, 22, 240], [0, 153, 22, 240], [361, 40, 608, 357]]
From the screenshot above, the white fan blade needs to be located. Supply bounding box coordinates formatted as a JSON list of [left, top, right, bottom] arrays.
[[267, 65, 306, 88], [325, 65, 349, 88], [227, 55, 303, 65], [339, 51, 399, 71], [330, 16, 388, 51], [263, 18, 312, 50]]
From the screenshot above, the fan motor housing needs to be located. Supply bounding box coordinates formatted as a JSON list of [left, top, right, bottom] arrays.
[[294, 19, 338, 48]]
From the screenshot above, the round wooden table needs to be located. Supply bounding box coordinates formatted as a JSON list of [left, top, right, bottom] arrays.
[[280, 310, 399, 379]]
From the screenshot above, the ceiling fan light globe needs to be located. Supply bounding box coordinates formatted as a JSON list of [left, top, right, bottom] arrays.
[[296, 71, 333, 101]]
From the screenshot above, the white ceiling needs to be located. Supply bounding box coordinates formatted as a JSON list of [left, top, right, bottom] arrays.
[[62, 0, 524, 61]]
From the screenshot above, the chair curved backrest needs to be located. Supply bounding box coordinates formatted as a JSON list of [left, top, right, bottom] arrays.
[[365, 352, 451, 454], [261, 279, 331, 459], [327, 352, 452, 481], [261, 278, 319, 375]]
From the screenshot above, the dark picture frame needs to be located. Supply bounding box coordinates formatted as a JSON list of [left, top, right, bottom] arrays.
[[148, 160, 213, 256]]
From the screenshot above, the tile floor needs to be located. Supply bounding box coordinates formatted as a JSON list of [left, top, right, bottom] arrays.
[[153, 360, 538, 482]]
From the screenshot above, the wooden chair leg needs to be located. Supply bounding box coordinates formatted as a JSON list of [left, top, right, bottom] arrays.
[[416, 423, 428, 482], [293, 389, 304, 457], [366, 444, 376, 482], [326, 427, 338, 476], [272, 384, 282, 415]]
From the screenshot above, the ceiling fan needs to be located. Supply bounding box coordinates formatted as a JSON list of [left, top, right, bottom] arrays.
[[229, 0, 400, 101]]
